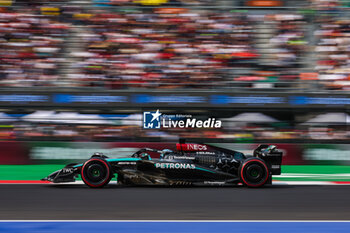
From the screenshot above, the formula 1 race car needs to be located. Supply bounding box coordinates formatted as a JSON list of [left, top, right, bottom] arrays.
[[42, 143, 283, 188]]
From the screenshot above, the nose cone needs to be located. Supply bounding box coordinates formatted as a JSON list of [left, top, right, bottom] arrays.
[[41, 170, 60, 182], [41, 167, 77, 183]]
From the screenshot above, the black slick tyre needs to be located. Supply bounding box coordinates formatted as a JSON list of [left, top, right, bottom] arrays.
[[81, 158, 112, 188], [239, 157, 269, 188]]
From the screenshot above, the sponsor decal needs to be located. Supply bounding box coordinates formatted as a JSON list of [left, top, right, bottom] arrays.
[[304, 148, 350, 161], [134, 94, 205, 104], [118, 162, 137, 165], [204, 181, 226, 185], [143, 110, 221, 129], [0, 94, 48, 103], [187, 144, 207, 151], [155, 163, 195, 169], [177, 143, 208, 151], [289, 96, 350, 105], [54, 94, 127, 104], [196, 151, 215, 155], [211, 95, 285, 105], [171, 156, 196, 160], [62, 168, 74, 173]]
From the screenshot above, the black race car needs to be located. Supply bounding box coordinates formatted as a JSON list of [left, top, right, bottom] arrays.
[[42, 143, 282, 188]]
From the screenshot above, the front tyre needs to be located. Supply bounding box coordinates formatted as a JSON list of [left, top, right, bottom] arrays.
[[239, 158, 269, 188], [81, 158, 112, 188]]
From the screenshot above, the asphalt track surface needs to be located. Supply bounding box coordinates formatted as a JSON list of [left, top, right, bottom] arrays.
[[0, 184, 350, 220]]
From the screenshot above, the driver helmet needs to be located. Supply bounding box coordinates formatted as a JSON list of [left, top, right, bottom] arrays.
[[160, 149, 173, 159], [140, 152, 151, 160], [93, 152, 104, 156]]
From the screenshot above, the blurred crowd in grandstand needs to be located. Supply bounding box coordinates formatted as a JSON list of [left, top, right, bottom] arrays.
[[0, 0, 350, 90], [1, 0, 350, 142], [0, 111, 349, 142], [0, 121, 348, 142]]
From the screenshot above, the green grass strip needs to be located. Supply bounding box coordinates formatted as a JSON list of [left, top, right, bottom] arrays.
[[0, 165, 65, 180], [1, 165, 350, 181], [282, 165, 350, 174]]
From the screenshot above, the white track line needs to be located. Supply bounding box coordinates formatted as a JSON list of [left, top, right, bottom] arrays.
[[0, 220, 350, 222], [1, 181, 350, 185], [279, 173, 350, 178], [272, 181, 335, 185]]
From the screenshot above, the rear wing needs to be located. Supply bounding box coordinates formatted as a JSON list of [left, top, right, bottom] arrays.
[[254, 144, 283, 175]]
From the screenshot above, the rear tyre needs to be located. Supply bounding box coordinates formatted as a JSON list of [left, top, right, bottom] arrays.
[[81, 158, 112, 188], [239, 157, 269, 187]]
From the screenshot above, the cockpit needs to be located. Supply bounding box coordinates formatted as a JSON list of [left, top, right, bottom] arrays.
[[159, 149, 174, 159], [132, 148, 175, 160]]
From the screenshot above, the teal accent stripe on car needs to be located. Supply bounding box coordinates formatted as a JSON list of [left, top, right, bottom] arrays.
[[73, 158, 141, 168], [195, 167, 216, 173], [107, 158, 141, 162]]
